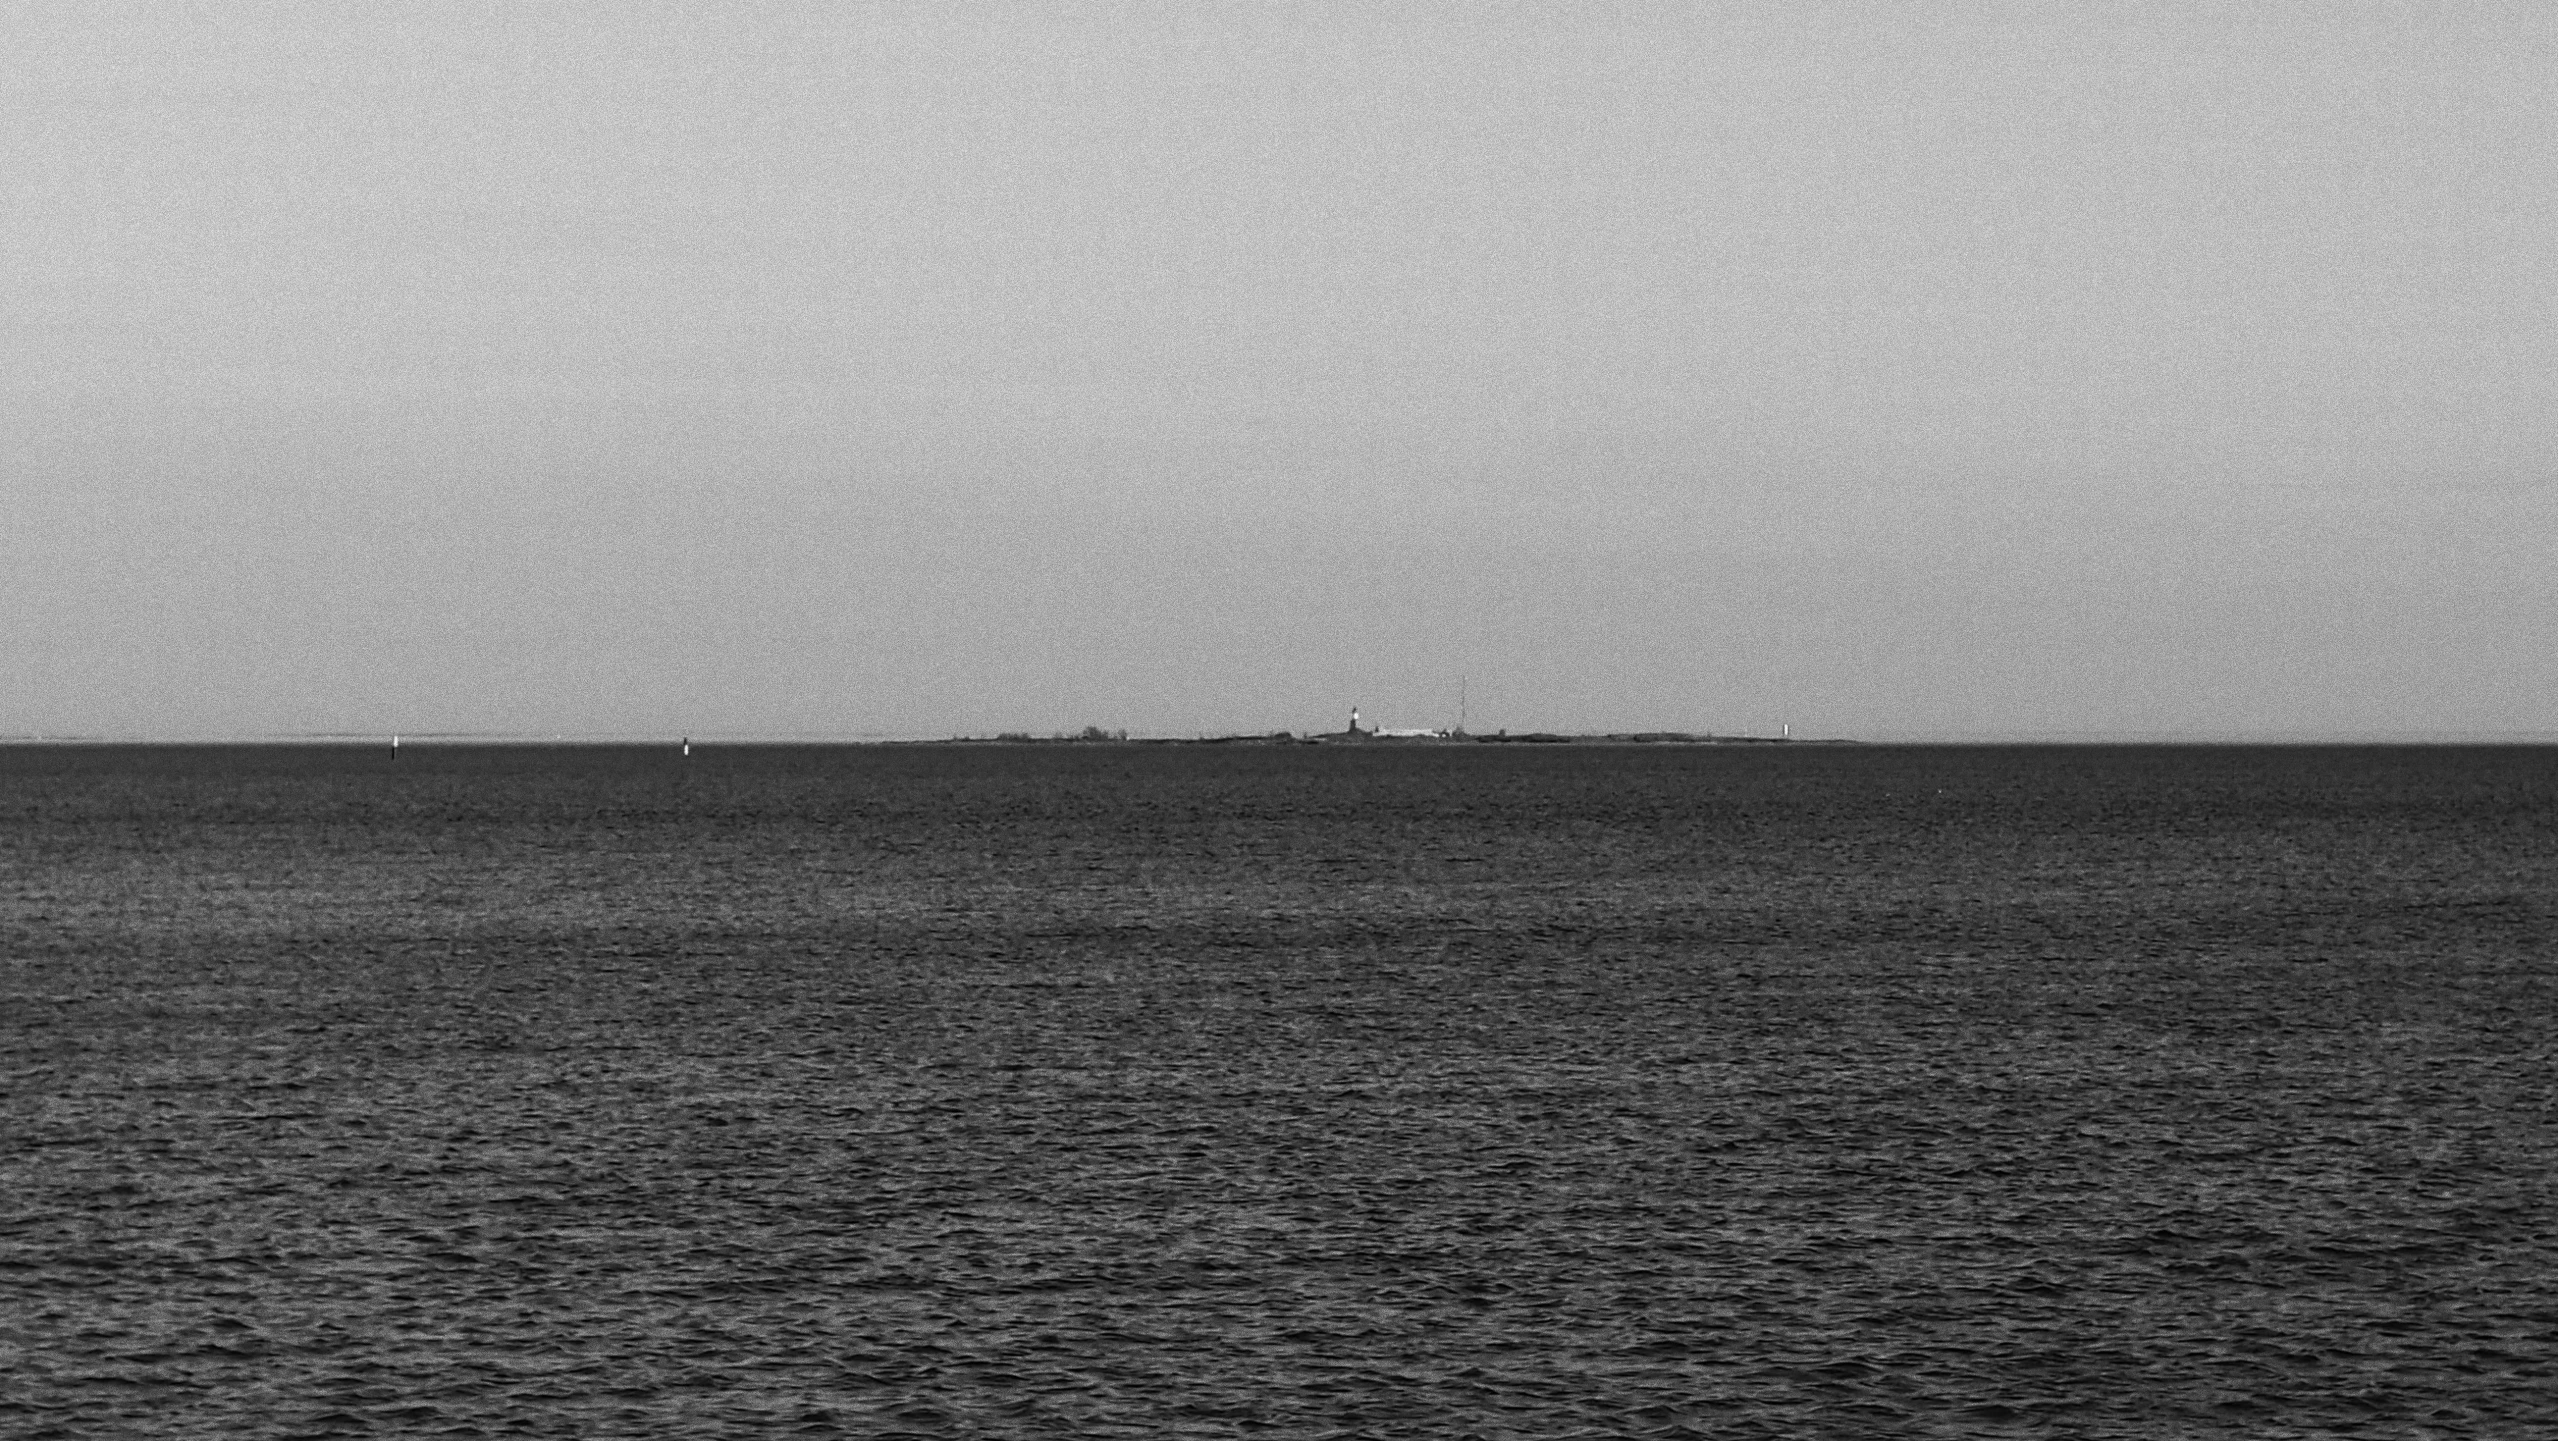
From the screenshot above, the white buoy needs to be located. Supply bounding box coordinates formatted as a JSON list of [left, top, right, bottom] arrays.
[[682, 736, 691, 757], [392, 733, 400, 757]]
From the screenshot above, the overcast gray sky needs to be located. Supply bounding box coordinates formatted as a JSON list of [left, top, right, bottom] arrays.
[[6, 1, 2552, 740]]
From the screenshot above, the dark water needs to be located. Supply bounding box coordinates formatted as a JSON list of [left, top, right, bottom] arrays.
[[5, 743, 2554, 1438]]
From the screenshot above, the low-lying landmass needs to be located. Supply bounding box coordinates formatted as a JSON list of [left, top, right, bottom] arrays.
[[941, 729, 1848, 746]]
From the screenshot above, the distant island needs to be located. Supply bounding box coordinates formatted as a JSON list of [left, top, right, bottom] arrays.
[[943, 721, 1844, 746]]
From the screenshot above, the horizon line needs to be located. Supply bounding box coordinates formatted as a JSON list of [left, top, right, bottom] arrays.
[[8, 730, 2558, 747]]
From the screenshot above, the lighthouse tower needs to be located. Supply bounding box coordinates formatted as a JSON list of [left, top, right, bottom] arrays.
[[1348, 706, 1362, 735]]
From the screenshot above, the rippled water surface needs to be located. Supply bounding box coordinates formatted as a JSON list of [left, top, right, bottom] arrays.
[[6, 743, 2555, 1437]]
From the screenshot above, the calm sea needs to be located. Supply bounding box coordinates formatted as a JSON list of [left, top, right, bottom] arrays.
[[5, 743, 2553, 1438]]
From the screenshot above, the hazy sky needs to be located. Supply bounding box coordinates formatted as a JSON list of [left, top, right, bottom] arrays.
[[7, 1, 2553, 739]]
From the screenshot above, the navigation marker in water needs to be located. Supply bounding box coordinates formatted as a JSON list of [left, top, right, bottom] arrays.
[[392, 733, 400, 758], [682, 736, 691, 757]]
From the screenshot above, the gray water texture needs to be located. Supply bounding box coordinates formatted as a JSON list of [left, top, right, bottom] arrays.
[[5, 743, 2555, 1437]]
